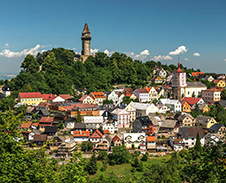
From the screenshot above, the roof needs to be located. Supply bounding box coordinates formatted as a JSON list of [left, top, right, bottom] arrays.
[[216, 100, 226, 108], [44, 126, 58, 133], [136, 88, 148, 93], [181, 97, 203, 105], [178, 114, 194, 121], [214, 79, 224, 84], [74, 103, 97, 109], [38, 102, 49, 108], [33, 134, 47, 142], [196, 115, 213, 125], [186, 82, 207, 88], [74, 123, 86, 129], [59, 94, 71, 100], [159, 99, 180, 105], [134, 116, 153, 125], [203, 87, 223, 92], [42, 94, 57, 100], [39, 116, 54, 123], [82, 23, 90, 34], [79, 95, 89, 101], [129, 101, 151, 110], [2, 83, 11, 91], [122, 87, 133, 94], [111, 108, 129, 115], [145, 87, 156, 93], [20, 121, 32, 128], [73, 130, 90, 137], [209, 123, 224, 132], [32, 122, 39, 128], [126, 93, 132, 97], [192, 72, 204, 76], [19, 92, 42, 99], [103, 130, 110, 134], [38, 109, 50, 116], [160, 120, 178, 128], [146, 136, 156, 142], [90, 130, 103, 138], [178, 127, 205, 138], [112, 135, 122, 143], [83, 116, 104, 124], [91, 92, 106, 99]]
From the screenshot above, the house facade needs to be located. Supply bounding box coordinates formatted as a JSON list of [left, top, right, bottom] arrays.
[[123, 133, 146, 149], [111, 108, 130, 128], [202, 88, 222, 104], [19, 92, 43, 106], [133, 89, 149, 102]]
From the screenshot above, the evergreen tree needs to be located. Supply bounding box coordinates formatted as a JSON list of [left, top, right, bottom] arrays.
[[194, 132, 202, 153], [85, 153, 97, 175]]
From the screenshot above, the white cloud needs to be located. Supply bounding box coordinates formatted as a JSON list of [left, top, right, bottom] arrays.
[[169, 46, 188, 55], [125, 49, 150, 60], [224, 59, 226, 62], [152, 55, 173, 61], [0, 44, 48, 58], [193, 52, 200, 56], [90, 48, 99, 54], [4, 43, 9, 48], [184, 58, 190, 61], [104, 49, 115, 56]]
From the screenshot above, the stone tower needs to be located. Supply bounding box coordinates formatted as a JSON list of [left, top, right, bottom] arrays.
[[81, 23, 91, 62]]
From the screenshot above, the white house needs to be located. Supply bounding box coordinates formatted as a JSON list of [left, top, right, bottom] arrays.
[[83, 116, 104, 129], [111, 108, 130, 128], [101, 121, 118, 134], [123, 133, 146, 149], [108, 90, 119, 104], [178, 127, 205, 148], [133, 89, 149, 102], [158, 99, 181, 113], [159, 68, 167, 78], [181, 82, 207, 98]]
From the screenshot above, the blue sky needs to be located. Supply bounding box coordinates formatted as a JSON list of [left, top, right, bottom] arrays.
[[0, 0, 226, 74]]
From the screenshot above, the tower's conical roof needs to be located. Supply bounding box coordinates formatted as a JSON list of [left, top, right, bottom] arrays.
[[82, 23, 90, 34]]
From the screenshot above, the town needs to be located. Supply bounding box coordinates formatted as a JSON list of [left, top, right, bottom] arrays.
[[1, 22, 226, 182]]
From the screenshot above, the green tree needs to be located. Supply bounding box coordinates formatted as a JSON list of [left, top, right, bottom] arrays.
[[194, 133, 202, 153], [85, 153, 97, 175], [76, 108, 82, 123], [108, 145, 131, 165], [220, 89, 226, 100], [21, 54, 39, 73], [141, 152, 149, 161]]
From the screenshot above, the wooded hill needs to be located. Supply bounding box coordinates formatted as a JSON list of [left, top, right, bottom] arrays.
[[8, 48, 200, 95]]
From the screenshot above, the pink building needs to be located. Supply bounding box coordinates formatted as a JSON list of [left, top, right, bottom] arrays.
[[111, 108, 130, 128]]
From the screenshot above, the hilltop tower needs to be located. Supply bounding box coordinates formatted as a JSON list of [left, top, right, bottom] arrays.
[[171, 62, 187, 100], [81, 23, 91, 62]]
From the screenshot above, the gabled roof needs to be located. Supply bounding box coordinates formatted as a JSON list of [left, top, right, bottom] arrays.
[[146, 136, 156, 142], [79, 95, 90, 101], [59, 94, 71, 100], [186, 82, 206, 88], [42, 94, 57, 100], [20, 121, 32, 128], [32, 122, 39, 128], [103, 130, 110, 134], [33, 134, 47, 142], [145, 87, 157, 93], [203, 87, 223, 92], [90, 130, 103, 138], [178, 127, 205, 138], [213, 79, 224, 84], [216, 100, 226, 108], [135, 88, 148, 93], [38, 109, 50, 116], [122, 87, 133, 94], [196, 115, 213, 125], [74, 103, 97, 109], [128, 101, 151, 110], [111, 108, 129, 115], [73, 130, 90, 137], [209, 123, 224, 132], [38, 102, 49, 108], [74, 123, 86, 129], [160, 120, 178, 128], [39, 116, 54, 123], [178, 114, 194, 121], [44, 126, 58, 133], [112, 135, 122, 143], [134, 116, 153, 125], [91, 92, 106, 99], [181, 97, 203, 105], [19, 92, 42, 98]]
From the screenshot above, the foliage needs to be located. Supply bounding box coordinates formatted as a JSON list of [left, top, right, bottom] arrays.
[[0, 96, 15, 112], [97, 151, 108, 160], [108, 145, 131, 165], [85, 153, 98, 175], [141, 152, 149, 161], [103, 99, 114, 104], [81, 141, 93, 152], [122, 96, 139, 105], [76, 107, 82, 123], [220, 89, 226, 100], [57, 122, 64, 129]]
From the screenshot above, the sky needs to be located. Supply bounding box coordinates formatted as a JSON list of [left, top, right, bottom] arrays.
[[0, 0, 226, 74]]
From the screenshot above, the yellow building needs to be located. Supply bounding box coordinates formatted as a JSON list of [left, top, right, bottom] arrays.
[[19, 92, 43, 106], [196, 115, 217, 129], [214, 80, 225, 88]]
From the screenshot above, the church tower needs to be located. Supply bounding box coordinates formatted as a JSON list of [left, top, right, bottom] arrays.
[[171, 62, 187, 100], [81, 23, 91, 62]]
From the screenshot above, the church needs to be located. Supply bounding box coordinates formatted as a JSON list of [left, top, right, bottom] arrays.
[[172, 63, 207, 100]]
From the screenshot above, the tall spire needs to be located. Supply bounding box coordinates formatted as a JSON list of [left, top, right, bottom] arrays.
[[82, 23, 90, 34], [177, 62, 182, 73]]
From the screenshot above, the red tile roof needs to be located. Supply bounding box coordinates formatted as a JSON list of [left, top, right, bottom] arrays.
[[59, 94, 71, 100], [136, 89, 148, 93], [42, 94, 57, 100], [38, 102, 49, 108], [112, 135, 122, 143], [192, 72, 204, 77], [73, 131, 90, 137], [103, 130, 110, 134], [181, 97, 202, 105], [39, 116, 54, 123], [74, 103, 97, 109], [203, 87, 223, 92], [32, 122, 39, 128], [90, 129, 103, 138], [91, 92, 106, 98], [126, 94, 132, 97], [79, 95, 88, 101], [19, 92, 42, 99], [20, 121, 32, 128], [146, 136, 156, 142]]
